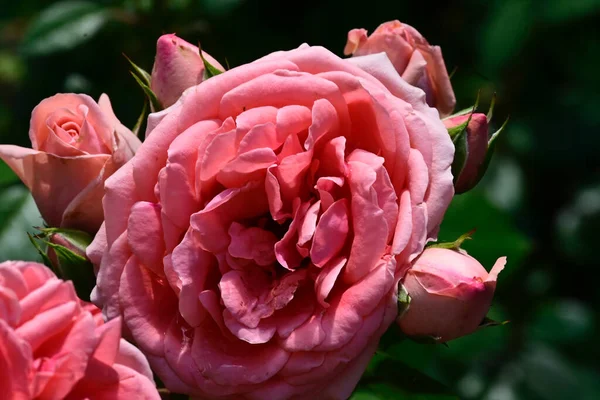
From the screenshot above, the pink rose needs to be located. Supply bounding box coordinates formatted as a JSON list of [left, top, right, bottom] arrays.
[[0, 261, 159, 399], [89, 45, 454, 399], [397, 248, 506, 342], [345, 21, 456, 117], [150, 34, 225, 108], [0, 93, 141, 233]]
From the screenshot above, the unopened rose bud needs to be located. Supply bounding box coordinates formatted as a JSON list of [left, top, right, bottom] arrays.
[[47, 229, 90, 263], [444, 113, 489, 194], [397, 247, 506, 342], [43, 228, 95, 301], [150, 33, 224, 108]]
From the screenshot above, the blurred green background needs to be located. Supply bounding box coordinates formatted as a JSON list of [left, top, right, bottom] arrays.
[[1, 0, 599, 399]]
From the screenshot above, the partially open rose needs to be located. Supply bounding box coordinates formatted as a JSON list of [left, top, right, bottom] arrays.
[[89, 45, 454, 399], [0, 261, 159, 399], [0, 93, 141, 233], [345, 20, 456, 117]]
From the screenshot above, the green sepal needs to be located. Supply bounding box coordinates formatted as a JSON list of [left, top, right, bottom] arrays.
[[132, 99, 148, 137], [397, 283, 411, 319], [447, 118, 470, 140], [130, 71, 163, 113], [444, 91, 481, 120], [448, 66, 458, 80], [36, 227, 93, 248], [27, 232, 54, 269], [123, 53, 162, 112], [123, 53, 151, 86], [487, 93, 497, 123], [199, 44, 223, 79], [450, 121, 469, 185], [31, 227, 96, 301], [44, 240, 95, 301], [477, 316, 509, 331], [406, 334, 448, 346], [427, 229, 476, 250], [474, 117, 509, 184]]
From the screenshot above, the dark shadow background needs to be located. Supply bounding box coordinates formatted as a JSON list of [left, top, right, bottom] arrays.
[[1, 0, 599, 398]]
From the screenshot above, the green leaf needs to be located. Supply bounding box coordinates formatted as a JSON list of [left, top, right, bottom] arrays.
[[527, 300, 594, 345], [0, 161, 20, 186], [22, 1, 110, 56], [355, 353, 458, 400], [541, 0, 600, 23], [480, 0, 532, 75], [0, 186, 44, 261]]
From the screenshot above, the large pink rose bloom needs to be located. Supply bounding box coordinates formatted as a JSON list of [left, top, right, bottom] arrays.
[[345, 21, 456, 117], [0, 261, 159, 400], [89, 45, 454, 399], [0, 93, 141, 233]]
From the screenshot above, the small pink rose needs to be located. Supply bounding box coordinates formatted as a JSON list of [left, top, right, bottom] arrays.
[[89, 45, 454, 399], [345, 20, 456, 117], [0, 261, 159, 400], [150, 33, 224, 108], [398, 247, 506, 342], [0, 93, 141, 234]]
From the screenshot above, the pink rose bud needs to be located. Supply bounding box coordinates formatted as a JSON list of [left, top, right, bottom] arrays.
[[150, 33, 224, 108], [0, 261, 160, 399], [42, 228, 96, 300], [345, 20, 456, 117], [0, 93, 141, 233], [47, 229, 90, 261], [397, 247, 506, 342], [444, 113, 489, 194]]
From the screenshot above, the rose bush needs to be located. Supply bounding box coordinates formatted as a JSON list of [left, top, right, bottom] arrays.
[[0, 93, 141, 234], [344, 20, 456, 117], [88, 45, 454, 399], [0, 261, 159, 399]]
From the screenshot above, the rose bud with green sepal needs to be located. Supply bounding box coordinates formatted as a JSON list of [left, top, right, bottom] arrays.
[[444, 97, 508, 194], [397, 247, 506, 343], [150, 34, 224, 108], [29, 227, 96, 301]]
